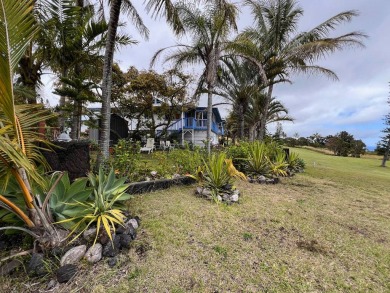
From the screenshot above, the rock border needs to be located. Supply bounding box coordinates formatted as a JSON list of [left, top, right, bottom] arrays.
[[126, 176, 196, 195]]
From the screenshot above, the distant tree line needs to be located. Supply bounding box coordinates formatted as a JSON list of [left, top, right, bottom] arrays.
[[280, 131, 366, 158]]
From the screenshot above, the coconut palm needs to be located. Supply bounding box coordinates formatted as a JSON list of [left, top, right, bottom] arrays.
[[151, 1, 238, 153], [233, 0, 366, 140]]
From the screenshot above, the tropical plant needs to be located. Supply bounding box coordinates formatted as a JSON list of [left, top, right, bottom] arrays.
[[202, 153, 233, 196], [151, 0, 238, 154], [268, 149, 288, 177], [232, 0, 366, 140], [246, 141, 271, 175], [286, 151, 303, 173], [34, 172, 93, 229], [57, 168, 132, 244]]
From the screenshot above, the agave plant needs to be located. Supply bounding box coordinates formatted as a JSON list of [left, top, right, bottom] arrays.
[[57, 168, 132, 244]]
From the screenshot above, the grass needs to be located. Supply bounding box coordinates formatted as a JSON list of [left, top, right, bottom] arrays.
[[1, 148, 389, 292]]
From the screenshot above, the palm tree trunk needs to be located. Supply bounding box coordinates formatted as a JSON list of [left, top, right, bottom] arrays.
[[258, 83, 273, 140], [207, 84, 213, 154], [99, 0, 122, 163], [239, 104, 244, 139]]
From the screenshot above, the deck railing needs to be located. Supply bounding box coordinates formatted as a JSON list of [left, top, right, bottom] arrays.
[[167, 118, 223, 135]]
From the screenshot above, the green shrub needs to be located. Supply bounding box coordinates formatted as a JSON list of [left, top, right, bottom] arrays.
[[225, 142, 250, 172], [169, 148, 204, 176], [110, 139, 141, 182]]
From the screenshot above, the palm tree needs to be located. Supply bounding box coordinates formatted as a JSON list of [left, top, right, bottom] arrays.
[[215, 58, 258, 139], [151, 1, 238, 153], [234, 0, 366, 140], [246, 94, 293, 140]]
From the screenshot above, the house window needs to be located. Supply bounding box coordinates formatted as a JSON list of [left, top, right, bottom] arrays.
[[196, 111, 207, 120]]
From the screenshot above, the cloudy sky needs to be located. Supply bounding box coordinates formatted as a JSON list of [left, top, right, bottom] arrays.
[[44, 0, 390, 148]]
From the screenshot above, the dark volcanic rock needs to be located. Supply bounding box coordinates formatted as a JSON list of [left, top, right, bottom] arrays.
[[107, 257, 117, 267], [56, 264, 77, 283], [27, 253, 47, 276]]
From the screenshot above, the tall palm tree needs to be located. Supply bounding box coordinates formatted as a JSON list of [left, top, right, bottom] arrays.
[[151, 1, 238, 153], [234, 0, 366, 140]]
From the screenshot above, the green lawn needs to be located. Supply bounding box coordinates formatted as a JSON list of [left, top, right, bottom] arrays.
[[2, 148, 390, 292]]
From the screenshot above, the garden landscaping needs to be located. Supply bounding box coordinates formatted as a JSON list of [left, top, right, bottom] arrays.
[[1, 146, 389, 292]]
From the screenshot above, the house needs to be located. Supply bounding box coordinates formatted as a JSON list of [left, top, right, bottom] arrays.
[[165, 107, 225, 146], [88, 105, 225, 146]]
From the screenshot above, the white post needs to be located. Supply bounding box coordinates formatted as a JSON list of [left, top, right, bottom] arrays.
[[181, 110, 184, 146]]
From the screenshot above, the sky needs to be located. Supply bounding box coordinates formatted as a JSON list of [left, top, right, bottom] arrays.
[[43, 0, 390, 148]]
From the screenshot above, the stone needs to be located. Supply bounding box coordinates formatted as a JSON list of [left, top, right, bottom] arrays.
[[107, 257, 117, 268], [230, 193, 239, 202], [196, 186, 203, 195], [128, 218, 139, 230], [27, 253, 46, 276], [202, 188, 212, 197], [60, 245, 87, 266], [222, 193, 230, 201], [46, 279, 57, 290], [119, 234, 133, 249], [56, 264, 77, 283], [85, 243, 103, 263], [134, 216, 141, 226], [83, 228, 97, 242], [221, 184, 232, 191], [265, 179, 274, 184], [150, 171, 157, 177], [102, 235, 121, 257], [0, 260, 22, 276], [257, 175, 266, 183], [123, 221, 137, 240], [217, 195, 222, 201]]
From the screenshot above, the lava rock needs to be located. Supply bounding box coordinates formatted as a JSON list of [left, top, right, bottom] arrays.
[[85, 243, 103, 263], [107, 257, 117, 268], [60, 245, 87, 266], [27, 253, 46, 276], [119, 234, 133, 249], [102, 235, 121, 257], [123, 221, 137, 240], [56, 264, 77, 283], [0, 259, 22, 276]]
